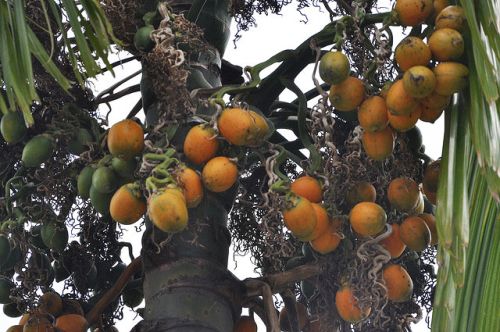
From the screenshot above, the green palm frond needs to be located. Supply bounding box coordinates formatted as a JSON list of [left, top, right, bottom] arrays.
[[0, 0, 117, 126], [432, 1, 500, 330], [460, 0, 500, 198]]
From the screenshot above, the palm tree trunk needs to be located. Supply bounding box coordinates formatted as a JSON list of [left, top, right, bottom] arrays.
[[136, 1, 241, 331], [139, 193, 242, 332]]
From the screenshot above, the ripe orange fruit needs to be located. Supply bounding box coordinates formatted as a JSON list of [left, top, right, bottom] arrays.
[[290, 175, 322, 203], [202, 156, 238, 192], [423, 161, 440, 193], [403, 66, 436, 99], [395, 0, 433, 26], [183, 125, 218, 165], [345, 182, 377, 207], [306, 203, 331, 241], [60, 299, 84, 316], [163, 186, 186, 202], [412, 192, 425, 214], [430, 0, 450, 21], [6, 325, 23, 332], [329, 76, 366, 111], [419, 92, 451, 123], [423, 92, 452, 110], [418, 213, 438, 245], [279, 302, 309, 331], [107, 119, 144, 160], [218, 108, 251, 146], [233, 315, 257, 332], [175, 166, 204, 208], [388, 106, 422, 132], [39, 291, 63, 316], [382, 264, 414, 302], [319, 51, 351, 85], [247, 110, 271, 146], [23, 315, 54, 332], [282, 194, 317, 239], [217, 108, 269, 146], [428, 28, 464, 61], [379, 224, 406, 258], [335, 285, 371, 323], [380, 81, 393, 99], [399, 216, 431, 251], [55, 314, 88, 332], [395, 37, 432, 71], [349, 202, 387, 237], [386, 80, 418, 116], [110, 183, 146, 225], [419, 105, 443, 123], [148, 188, 189, 233], [418, 213, 438, 246], [310, 221, 342, 254], [433, 62, 469, 96], [435, 6, 467, 32], [387, 177, 420, 212], [358, 96, 389, 132], [362, 126, 395, 161]]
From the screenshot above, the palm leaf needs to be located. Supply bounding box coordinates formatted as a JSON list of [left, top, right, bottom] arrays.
[[460, 0, 500, 198], [187, 0, 232, 56], [27, 27, 72, 91], [433, 1, 500, 331], [0, 0, 116, 126]]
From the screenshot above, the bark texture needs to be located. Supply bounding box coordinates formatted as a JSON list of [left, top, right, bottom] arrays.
[[137, 1, 240, 331]]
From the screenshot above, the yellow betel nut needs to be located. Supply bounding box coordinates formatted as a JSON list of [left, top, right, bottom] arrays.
[[202, 156, 238, 192], [183, 125, 219, 165], [349, 202, 387, 237], [107, 119, 144, 160], [282, 194, 317, 240], [148, 188, 189, 233]]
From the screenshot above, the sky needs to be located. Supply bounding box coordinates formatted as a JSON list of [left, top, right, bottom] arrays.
[[0, 1, 442, 331]]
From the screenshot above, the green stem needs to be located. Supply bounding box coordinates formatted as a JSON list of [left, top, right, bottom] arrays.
[[272, 145, 292, 182], [243, 11, 393, 111], [211, 50, 294, 102], [279, 78, 321, 173], [270, 179, 289, 193]]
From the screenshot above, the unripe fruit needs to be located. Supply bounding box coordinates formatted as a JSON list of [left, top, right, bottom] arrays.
[[319, 51, 350, 85]]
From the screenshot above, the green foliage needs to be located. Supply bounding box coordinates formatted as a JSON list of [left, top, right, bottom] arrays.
[[460, 0, 500, 198], [432, 1, 500, 330], [187, 0, 232, 55], [0, 0, 116, 126]]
